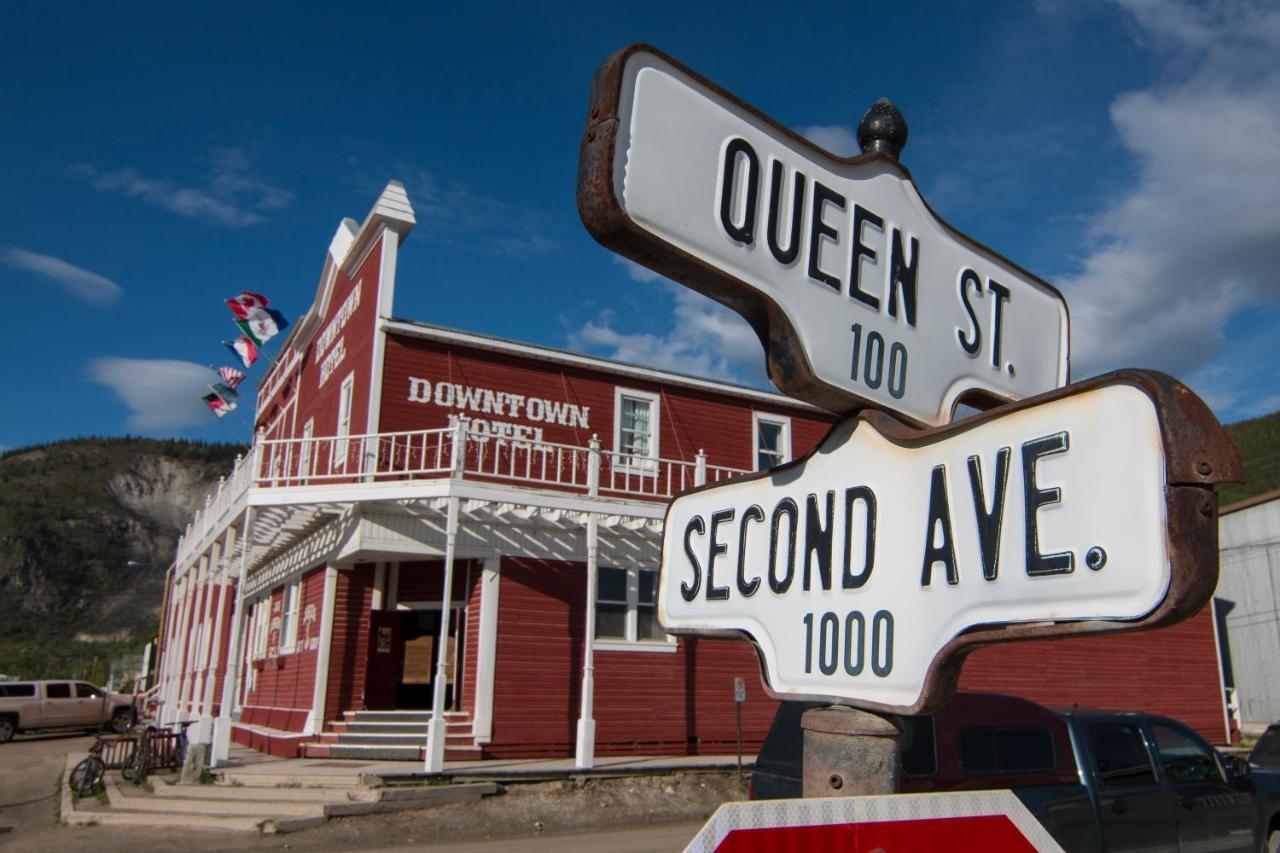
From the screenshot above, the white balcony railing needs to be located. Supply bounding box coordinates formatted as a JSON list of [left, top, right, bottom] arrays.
[[175, 418, 751, 569]]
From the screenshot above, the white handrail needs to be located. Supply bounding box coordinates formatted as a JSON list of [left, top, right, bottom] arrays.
[[176, 427, 752, 567]]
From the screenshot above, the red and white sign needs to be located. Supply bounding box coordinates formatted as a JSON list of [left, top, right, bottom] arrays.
[[686, 790, 1065, 852]]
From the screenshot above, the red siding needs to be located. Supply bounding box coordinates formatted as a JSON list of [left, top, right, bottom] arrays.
[[960, 604, 1225, 743], [486, 558, 779, 758], [240, 567, 327, 732], [325, 563, 375, 722], [378, 334, 835, 478], [255, 236, 385, 454]]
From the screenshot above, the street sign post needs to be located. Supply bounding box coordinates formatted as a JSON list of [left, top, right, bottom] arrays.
[[658, 370, 1238, 714], [579, 45, 1070, 427]]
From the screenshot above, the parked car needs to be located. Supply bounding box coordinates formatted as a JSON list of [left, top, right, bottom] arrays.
[[751, 692, 1280, 852], [1252, 724, 1280, 773], [0, 680, 135, 742]]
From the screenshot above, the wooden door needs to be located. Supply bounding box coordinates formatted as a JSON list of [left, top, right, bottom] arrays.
[[364, 610, 402, 710]]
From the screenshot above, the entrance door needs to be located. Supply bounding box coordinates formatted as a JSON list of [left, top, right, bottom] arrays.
[[397, 608, 465, 710], [364, 607, 466, 711], [364, 610, 402, 710]]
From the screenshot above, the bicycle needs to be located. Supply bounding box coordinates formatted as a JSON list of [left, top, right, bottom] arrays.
[[68, 733, 108, 798], [121, 725, 154, 784]]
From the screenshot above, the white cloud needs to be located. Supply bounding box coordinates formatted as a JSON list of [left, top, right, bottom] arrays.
[[569, 279, 767, 385], [614, 256, 662, 283], [400, 168, 559, 258], [799, 125, 859, 157], [87, 358, 219, 431], [1058, 0, 1280, 379], [2, 246, 123, 307], [70, 147, 292, 228]]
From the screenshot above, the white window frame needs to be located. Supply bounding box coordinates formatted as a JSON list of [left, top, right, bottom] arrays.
[[613, 387, 660, 475], [593, 565, 676, 653], [298, 418, 314, 483], [753, 412, 792, 471], [280, 581, 301, 653], [334, 372, 354, 470], [251, 600, 268, 660]]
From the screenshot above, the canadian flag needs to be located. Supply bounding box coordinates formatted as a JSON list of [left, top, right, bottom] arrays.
[[225, 291, 270, 320]]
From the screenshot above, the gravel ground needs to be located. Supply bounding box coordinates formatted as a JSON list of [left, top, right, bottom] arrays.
[[2, 735, 746, 853]]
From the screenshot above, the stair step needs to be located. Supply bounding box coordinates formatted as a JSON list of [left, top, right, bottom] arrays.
[[325, 727, 476, 742], [152, 783, 377, 803], [331, 720, 470, 734], [341, 710, 469, 723], [216, 771, 367, 788], [65, 808, 265, 832], [110, 793, 324, 818]]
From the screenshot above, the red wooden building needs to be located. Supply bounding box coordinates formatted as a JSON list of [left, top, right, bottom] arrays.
[[155, 182, 1230, 770]]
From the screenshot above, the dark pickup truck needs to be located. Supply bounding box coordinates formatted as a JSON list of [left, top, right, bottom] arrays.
[[752, 692, 1280, 852]]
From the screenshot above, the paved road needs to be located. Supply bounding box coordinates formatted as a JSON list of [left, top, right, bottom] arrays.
[[360, 821, 706, 852], [0, 732, 93, 848]]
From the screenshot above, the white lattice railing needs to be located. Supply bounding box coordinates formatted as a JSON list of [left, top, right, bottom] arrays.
[[175, 419, 750, 569]]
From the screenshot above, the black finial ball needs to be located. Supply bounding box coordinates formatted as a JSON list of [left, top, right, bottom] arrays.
[[857, 98, 909, 160]]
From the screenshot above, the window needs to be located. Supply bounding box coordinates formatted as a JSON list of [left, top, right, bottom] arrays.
[[594, 566, 671, 648], [45, 683, 72, 699], [299, 418, 314, 482], [1089, 723, 1156, 786], [334, 373, 354, 470], [614, 388, 659, 472], [251, 600, 268, 659], [754, 413, 791, 471], [1151, 723, 1223, 783], [0, 683, 35, 697], [280, 582, 301, 651], [75, 683, 103, 699], [959, 726, 1056, 774], [901, 715, 938, 777]]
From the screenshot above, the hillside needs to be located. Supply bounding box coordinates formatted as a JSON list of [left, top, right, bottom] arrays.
[[1221, 409, 1280, 506], [0, 437, 244, 681]]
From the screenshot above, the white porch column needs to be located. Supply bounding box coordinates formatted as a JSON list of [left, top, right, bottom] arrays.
[[195, 540, 224, 713], [306, 566, 340, 734], [471, 555, 501, 742], [196, 526, 234, 744], [576, 436, 602, 769], [212, 507, 253, 768], [424, 495, 461, 772]]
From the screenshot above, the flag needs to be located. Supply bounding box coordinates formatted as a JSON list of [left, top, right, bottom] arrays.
[[211, 382, 239, 401], [225, 336, 259, 368], [202, 391, 236, 418], [226, 291, 288, 345], [217, 366, 245, 390], [235, 307, 288, 345], [225, 291, 270, 320]]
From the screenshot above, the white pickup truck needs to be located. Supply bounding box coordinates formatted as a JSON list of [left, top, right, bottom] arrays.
[[0, 680, 135, 742]]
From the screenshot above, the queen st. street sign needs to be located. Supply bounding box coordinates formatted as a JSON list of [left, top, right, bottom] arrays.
[[579, 45, 1070, 428]]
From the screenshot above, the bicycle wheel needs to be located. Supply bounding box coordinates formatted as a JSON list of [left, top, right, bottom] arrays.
[[123, 741, 149, 784], [69, 756, 105, 797]]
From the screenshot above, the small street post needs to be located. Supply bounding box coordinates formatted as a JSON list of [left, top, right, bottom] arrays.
[[577, 44, 1240, 810]]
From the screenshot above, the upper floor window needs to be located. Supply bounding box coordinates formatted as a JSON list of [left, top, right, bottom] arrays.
[[334, 373, 354, 470], [594, 565, 671, 650], [614, 388, 660, 473], [280, 581, 301, 651], [299, 418, 314, 482], [754, 413, 791, 471]]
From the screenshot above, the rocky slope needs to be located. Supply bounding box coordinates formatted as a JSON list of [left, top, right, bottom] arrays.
[[0, 437, 243, 679]]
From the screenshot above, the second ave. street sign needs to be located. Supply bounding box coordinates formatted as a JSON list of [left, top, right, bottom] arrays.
[[579, 45, 1070, 427], [657, 370, 1238, 714]]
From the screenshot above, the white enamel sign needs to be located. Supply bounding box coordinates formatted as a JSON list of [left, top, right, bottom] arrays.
[[581, 47, 1070, 427], [658, 382, 1173, 712]]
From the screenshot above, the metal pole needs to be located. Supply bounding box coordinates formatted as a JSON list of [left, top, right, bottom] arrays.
[[424, 495, 460, 773], [735, 702, 743, 775], [801, 704, 901, 798]]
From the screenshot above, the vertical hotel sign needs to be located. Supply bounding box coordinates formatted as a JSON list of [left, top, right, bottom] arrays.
[[315, 281, 362, 387]]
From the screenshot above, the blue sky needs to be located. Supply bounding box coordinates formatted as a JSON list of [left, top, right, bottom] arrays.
[[2, 0, 1278, 451]]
